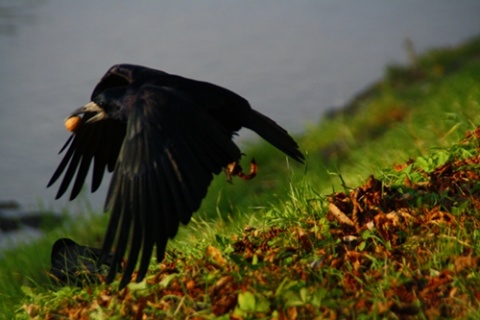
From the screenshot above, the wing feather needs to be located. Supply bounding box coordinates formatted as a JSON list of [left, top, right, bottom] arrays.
[[48, 120, 126, 200], [71, 154, 92, 200], [137, 169, 156, 281], [57, 149, 82, 200], [99, 86, 241, 287], [105, 174, 131, 283]]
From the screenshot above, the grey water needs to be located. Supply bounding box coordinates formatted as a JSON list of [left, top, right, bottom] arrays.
[[0, 0, 479, 217]]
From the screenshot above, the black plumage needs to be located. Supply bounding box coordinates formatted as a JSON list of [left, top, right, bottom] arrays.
[[50, 238, 115, 285], [48, 64, 304, 288]]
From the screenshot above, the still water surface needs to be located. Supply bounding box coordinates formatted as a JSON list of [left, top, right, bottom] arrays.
[[0, 1, 479, 212]]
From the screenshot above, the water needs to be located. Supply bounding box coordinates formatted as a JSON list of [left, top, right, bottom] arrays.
[[0, 1, 479, 213]]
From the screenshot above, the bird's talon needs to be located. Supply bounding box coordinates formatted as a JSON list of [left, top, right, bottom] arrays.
[[225, 159, 257, 181]]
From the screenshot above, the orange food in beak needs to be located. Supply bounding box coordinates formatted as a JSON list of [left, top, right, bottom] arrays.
[[65, 116, 81, 132]]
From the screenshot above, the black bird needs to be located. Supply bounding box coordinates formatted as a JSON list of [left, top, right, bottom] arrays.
[[48, 64, 304, 288]]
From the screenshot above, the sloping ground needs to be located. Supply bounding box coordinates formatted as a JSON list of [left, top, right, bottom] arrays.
[[22, 129, 480, 319], [16, 37, 480, 319], [324, 127, 480, 318]]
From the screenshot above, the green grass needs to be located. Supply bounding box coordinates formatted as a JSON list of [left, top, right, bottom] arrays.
[[3, 36, 480, 318]]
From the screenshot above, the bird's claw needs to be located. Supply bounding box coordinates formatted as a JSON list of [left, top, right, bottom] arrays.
[[225, 159, 257, 182]]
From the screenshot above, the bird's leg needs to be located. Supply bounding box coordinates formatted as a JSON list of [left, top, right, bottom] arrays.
[[225, 159, 257, 182]]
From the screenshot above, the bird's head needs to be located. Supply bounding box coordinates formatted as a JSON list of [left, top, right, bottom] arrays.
[[64, 89, 128, 132], [64, 64, 156, 132]]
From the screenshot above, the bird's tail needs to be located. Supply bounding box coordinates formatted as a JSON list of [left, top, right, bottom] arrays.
[[244, 109, 304, 163]]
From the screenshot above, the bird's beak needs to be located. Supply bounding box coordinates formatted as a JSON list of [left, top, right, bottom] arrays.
[[68, 102, 107, 124]]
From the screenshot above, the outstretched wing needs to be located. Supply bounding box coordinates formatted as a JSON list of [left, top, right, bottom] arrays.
[[47, 65, 166, 200], [99, 85, 241, 288], [47, 118, 126, 200]]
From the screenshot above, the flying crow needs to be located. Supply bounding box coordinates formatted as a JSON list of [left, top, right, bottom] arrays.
[[48, 64, 304, 288]]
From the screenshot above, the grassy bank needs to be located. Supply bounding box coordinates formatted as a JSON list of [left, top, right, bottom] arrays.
[[4, 36, 480, 318]]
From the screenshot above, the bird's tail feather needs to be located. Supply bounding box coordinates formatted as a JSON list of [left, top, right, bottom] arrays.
[[245, 110, 304, 163]]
